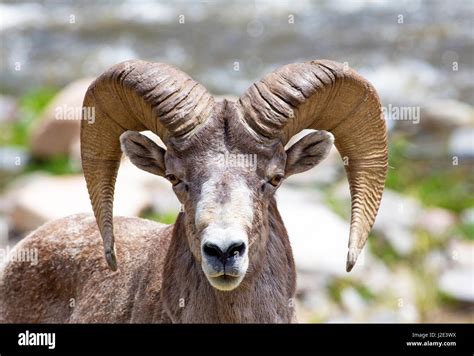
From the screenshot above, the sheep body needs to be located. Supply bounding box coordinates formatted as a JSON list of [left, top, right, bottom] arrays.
[[0, 214, 172, 323], [1, 198, 297, 323]]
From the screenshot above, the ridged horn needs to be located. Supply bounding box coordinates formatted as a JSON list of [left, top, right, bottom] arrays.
[[81, 60, 214, 270], [238, 60, 388, 272]]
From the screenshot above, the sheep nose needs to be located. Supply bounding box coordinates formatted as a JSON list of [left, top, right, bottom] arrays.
[[202, 241, 246, 263]]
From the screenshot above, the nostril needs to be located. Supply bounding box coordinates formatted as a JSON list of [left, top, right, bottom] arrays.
[[203, 241, 246, 262], [228, 242, 246, 258], [203, 243, 222, 258]]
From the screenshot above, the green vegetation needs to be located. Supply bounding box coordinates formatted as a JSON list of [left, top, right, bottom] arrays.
[[25, 155, 80, 175], [368, 233, 400, 267], [412, 230, 445, 257], [1, 87, 80, 176], [386, 136, 473, 212], [327, 278, 375, 304], [323, 189, 349, 220], [141, 210, 178, 225], [437, 290, 461, 308], [413, 269, 440, 320], [2, 88, 57, 147], [455, 223, 474, 241], [326, 279, 349, 304]]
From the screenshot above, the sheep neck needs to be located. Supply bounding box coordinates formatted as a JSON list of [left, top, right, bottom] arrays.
[[160, 197, 297, 323]]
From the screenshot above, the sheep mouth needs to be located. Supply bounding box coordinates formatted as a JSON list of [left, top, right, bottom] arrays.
[[206, 273, 244, 291], [201, 254, 249, 291]]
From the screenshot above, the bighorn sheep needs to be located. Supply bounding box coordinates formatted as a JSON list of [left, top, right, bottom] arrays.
[[0, 59, 387, 323]]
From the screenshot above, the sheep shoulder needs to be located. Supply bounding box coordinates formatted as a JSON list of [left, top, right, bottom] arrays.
[[0, 213, 173, 323]]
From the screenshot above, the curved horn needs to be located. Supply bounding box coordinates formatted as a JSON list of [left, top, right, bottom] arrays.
[[81, 60, 214, 270], [238, 60, 388, 272]]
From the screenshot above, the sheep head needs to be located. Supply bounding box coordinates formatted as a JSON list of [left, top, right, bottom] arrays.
[[119, 101, 333, 291], [81, 59, 387, 290]]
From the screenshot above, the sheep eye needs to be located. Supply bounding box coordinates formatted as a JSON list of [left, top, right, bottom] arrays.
[[166, 174, 181, 186], [269, 174, 283, 187]]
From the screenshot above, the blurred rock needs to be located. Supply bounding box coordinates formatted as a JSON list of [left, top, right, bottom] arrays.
[[0, 147, 29, 173], [277, 186, 367, 276], [326, 315, 356, 323], [449, 127, 474, 158], [367, 307, 413, 324], [424, 250, 448, 273], [439, 268, 474, 303], [368, 309, 399, 323], [30, 78, 93, 159], [447, 240, 474, 268], [373, 189, 421, 255], [421, 100, 474, 130], [358, 264, 420, 322], [0, 96, 18, 123], [358, 260, 392, 294], [417, 208, 456, 236], [365, 60, 439, 106], [375, 189, 421, 229], [300, 289, 338, 320], [4, 159, 179, 233], [396, 302, 420, 323], [296, 272, 328, 295], [340, 287, 368, 315], [391, 268, 417, 305], [0, 216, 9, 248], [369, 305, 418, 323], [6, 174, 87, 231], [385, 228, 414, 256]]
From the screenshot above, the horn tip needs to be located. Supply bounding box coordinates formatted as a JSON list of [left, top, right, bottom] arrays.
[[345, 260, 355, 272], [345, 247, 361, 272], [105, 248, 118, 271]]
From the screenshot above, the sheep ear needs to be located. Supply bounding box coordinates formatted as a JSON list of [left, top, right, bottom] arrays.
[[120, 131, 166, 176], [284, 130, 334, 177]]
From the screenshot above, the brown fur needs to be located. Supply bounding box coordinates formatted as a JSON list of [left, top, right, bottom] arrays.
[[0, 197, 295, 323]]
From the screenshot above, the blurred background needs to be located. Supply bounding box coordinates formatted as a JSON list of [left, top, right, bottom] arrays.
[[0, 0, 473, 322]]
